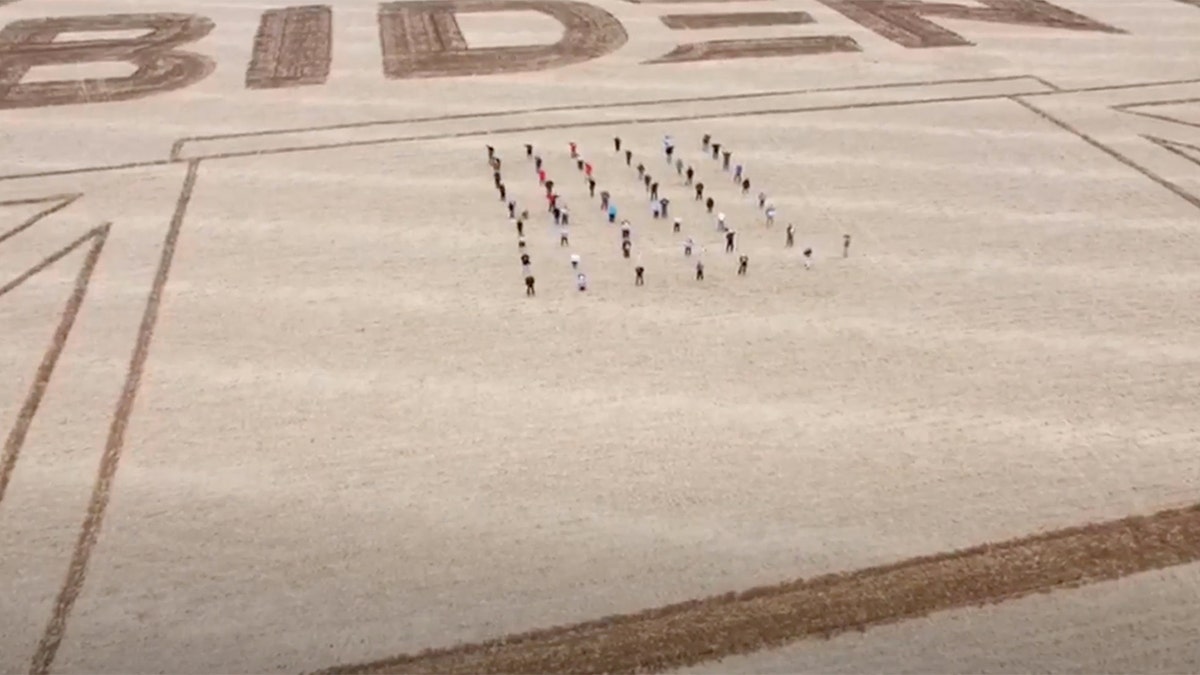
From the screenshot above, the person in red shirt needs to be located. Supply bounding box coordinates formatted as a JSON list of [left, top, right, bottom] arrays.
[[538, 169, 546, 185], [584, 162, 593, 178]]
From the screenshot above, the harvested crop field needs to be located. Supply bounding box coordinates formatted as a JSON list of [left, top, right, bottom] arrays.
[[1, 0, 1199, 672]]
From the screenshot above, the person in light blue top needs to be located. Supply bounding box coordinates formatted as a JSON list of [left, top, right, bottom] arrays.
[[608, 204, 617, 223]]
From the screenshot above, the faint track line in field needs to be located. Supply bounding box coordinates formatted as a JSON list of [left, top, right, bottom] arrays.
[[1114, 97, 1200, 129], [29, 161, 200, 675], [314, 501, 1200, 675], [0, 213, 109, 507], [1011, 97, 1200, 212]]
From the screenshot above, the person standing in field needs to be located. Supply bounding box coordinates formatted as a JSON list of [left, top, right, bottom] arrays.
[[525, 272, 536, 296], [725, 229, 736, 253], [535, 155, 543, 172], [622, 238, 632, 258], [673, 217, 681, 233], [706, 197, 715, 214], [741, 177, 751, 195], [637, 163, 646, 180], [722, 150, 732, 172], [803, 247, 813, 269], [757, 192, 767, 210], [695, 259, 705, 280], [571, 253, 581, 270], [737, 255, 748, 276], [786, 223, 795, 248], [765, 204, 776, 227], [675, 158, 684, 176], [695, 182, 704, 200], [608, 203, 618, 223], [659, 197, 669, 220], [498, 183, 506, 202], [625, 149, 633, 166], [650, 181, 659, 201], [560, 224, 570, 247], [614, 136, 622, 152], [684, 237, 694, 257], [685, 166, 694, 185], [702, 134, 711, 151], [843, 234, 851, 257], [635, 265, 645, 286], [525, 143, 533, 158], [587, 177, 597, 197], [711, 142, 721, 160], [507, 199, 516, 218]]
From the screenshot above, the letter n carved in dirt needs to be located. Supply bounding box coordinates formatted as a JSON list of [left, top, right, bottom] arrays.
[[0, 14, 215, 109], [813, 0, 1125, 48], [378, 0, 628, 78]]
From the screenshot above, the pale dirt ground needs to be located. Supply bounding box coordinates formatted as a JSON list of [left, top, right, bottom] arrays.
[[2, 0, 1200, 672]]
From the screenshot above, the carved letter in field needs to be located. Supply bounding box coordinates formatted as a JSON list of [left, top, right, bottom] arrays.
[[377, 0, 627, 78], [0, 13, 215, 109], [648, 11, 859, 64], [246, 5, 332, 89], [813, 0, 1125, 48]]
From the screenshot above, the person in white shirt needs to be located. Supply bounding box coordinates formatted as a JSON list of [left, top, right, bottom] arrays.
[[570, 253, 581, 270], [576, 272, 588, 291], [716, 212, 727, 232]]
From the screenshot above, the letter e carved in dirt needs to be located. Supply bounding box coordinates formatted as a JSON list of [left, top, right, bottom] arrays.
[[378, 0, 628, 78], [813, 0, 1125, 48], [0, 14, 215, 109]]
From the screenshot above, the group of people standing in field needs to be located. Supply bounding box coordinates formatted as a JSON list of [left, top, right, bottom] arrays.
[[487, 133, 851, 296]]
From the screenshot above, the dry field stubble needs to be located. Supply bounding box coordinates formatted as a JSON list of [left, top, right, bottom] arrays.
[[3, 0, 1200, 672]]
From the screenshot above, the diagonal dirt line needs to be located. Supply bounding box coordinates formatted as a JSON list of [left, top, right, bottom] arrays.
[[0, 193, 83, 247], [0, 223, 110, 507], [315, 501, 1200, 675], [29, 161, 201, 675], [1013, 96, 1200, 211], [1145, 135, 1200, 168], [1114, 98, 1200, 130]]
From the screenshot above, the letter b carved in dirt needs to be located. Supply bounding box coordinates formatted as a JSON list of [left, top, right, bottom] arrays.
[[378, 0, 628, 79], [0, 14, 215, 109]]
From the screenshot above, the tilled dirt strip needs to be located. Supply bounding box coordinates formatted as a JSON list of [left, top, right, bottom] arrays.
[[317, 502, 1200, 674]]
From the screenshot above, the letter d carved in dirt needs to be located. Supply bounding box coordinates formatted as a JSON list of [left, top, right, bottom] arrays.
[[0, 14, 215, 109], [378, 0, 628, 78]]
